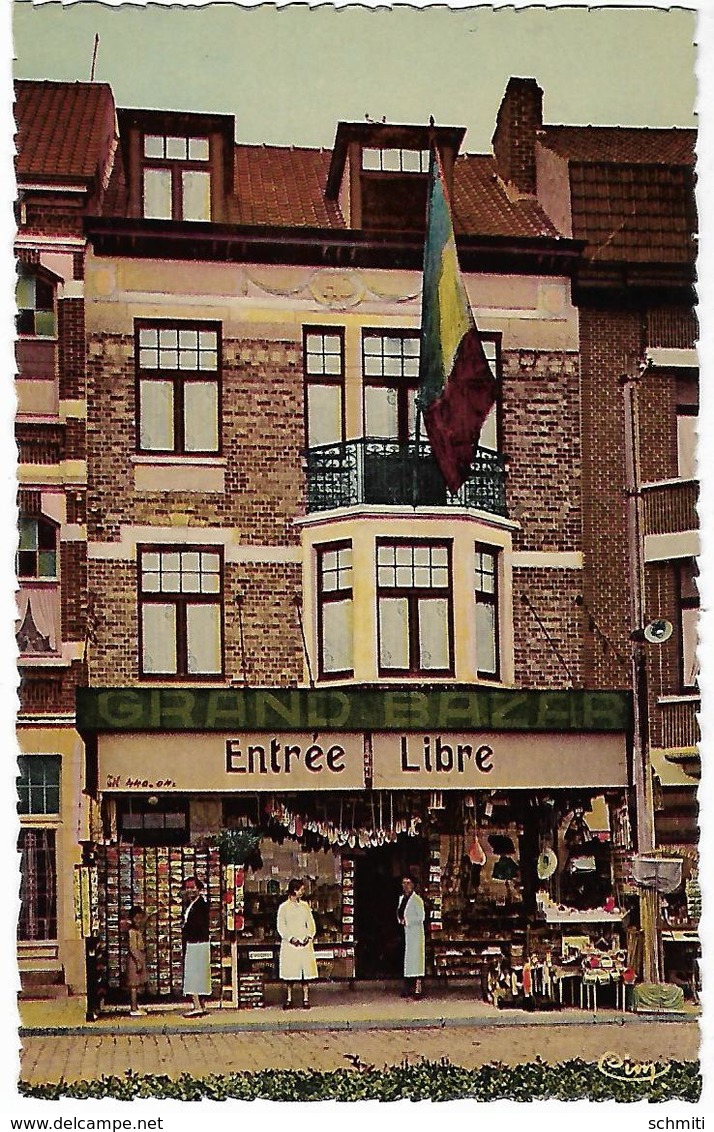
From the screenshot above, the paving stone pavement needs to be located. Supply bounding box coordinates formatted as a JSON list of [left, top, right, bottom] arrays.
[[19, 1020, 701, 1085]]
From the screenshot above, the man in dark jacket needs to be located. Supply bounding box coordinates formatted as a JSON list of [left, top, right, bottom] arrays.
[[182, 876, 210, 1016]]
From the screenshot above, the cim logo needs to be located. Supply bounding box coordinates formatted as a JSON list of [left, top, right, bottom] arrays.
[[597, 1052, 671, 1085]]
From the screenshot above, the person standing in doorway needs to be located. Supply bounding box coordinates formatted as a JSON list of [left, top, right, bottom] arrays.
[[182, 876, 210, 1017], [277, 878, 318, 1010], [398, 875, 425, 999]]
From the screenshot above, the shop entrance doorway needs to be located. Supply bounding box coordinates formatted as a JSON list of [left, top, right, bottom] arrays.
[[354, 840, 428, 979]]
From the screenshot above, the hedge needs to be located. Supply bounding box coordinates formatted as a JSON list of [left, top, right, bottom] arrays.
[[19, 1058, 701, 1102]]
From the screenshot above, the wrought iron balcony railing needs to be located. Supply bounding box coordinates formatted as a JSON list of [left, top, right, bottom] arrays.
[[305, 438, 507, 515]]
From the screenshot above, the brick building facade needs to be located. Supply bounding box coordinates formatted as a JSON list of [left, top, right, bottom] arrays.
[[14, 76, 698, 1004]]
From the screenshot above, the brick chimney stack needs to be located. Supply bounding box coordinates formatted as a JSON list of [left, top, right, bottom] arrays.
[[491, 77, 543, 196]]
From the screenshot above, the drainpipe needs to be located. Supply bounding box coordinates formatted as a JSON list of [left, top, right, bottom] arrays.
[[621, 364, 660, 985]]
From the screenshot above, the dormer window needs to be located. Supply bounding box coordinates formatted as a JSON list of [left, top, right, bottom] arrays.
[[362, 148, 430, 173], [142, 133, 211, 221], [325, 122, 465, 233]]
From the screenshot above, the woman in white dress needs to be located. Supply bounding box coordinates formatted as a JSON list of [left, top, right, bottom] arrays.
[[276, 878, 318, 1009]]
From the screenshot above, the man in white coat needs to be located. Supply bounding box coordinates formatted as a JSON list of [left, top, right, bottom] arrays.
[[397, 875, 426, 999], [277, 878, 318, 1009]]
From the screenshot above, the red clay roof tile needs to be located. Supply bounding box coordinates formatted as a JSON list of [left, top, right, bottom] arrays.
[[539, 125, 696, 166], [15, 79, 117, 183]]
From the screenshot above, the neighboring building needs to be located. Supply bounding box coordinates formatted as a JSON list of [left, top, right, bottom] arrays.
[[492, 78, 699, 981], [14, 76, 698, 1003], [14, 81, 118, 993]]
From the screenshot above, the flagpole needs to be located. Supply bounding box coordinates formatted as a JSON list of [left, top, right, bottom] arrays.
[[416, 134, 437, 507]]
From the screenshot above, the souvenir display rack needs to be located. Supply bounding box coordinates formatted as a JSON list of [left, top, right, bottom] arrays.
[[95, 844, 222, 1001]]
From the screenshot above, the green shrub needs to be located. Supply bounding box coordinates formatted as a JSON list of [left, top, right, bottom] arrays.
[[18, 1058, 701, 1103]]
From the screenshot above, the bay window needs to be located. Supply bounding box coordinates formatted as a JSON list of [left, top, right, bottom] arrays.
[[317, 542, 353, 678], [377, 540, 452, 675], [475, 544, 500, 679]]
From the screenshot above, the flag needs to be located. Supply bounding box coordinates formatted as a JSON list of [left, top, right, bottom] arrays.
[[419, 148, 497, 494]]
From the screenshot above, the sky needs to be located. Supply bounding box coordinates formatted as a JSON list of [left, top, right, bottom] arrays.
[[12, 2, 698, 150]]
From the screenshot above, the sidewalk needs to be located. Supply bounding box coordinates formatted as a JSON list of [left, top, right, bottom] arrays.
[[19, 984, 701, 1037]]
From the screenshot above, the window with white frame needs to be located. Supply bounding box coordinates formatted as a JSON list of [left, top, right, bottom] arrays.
[[17, 755, 60, 816], [475, 545, 500, 679], [136, 322, 220, 455], [317, 542, 353, 678], [377, 540, 452, 675], [139, 547, 223, 677], [678, 558, 699, 691], [16, 266, 56, 337], [304, 329, 344, 448], [142, 133, 211, 221]]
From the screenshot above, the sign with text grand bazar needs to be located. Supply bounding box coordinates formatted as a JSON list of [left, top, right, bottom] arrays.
[[77, 687, 631, 735]]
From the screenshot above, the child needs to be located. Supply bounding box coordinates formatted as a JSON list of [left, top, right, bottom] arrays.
[[125, 906, 149, 1017]]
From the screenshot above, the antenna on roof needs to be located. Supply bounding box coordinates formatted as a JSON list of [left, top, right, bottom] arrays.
[[89, 34, 100, 82]]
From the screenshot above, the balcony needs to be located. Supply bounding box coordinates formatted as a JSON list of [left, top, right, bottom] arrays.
[[641, 479, 698, 538], [305, 438, 507, 515]]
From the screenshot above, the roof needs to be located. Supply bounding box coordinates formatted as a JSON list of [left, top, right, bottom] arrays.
[[15, 79, 117, 184], [228, 145, 559, 239], [539, 126, 697, 264], [230, 145, 344, 228], [453, 154, 559, 239], [539, 125, 696, 166]]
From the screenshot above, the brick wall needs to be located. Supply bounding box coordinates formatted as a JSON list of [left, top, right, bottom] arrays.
[[86, 333, 304, 544], [58, 299, 86, 400], [18, 659, 86, 716], [60, 542, 87, 642], [512, 565, 586, 688], [88, 560, 303, 686], [638, 369, 678, 484], [579, 307, 641, 687], [502, 349, 581, 552]]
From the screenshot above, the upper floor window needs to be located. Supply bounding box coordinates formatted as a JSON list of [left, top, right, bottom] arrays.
[[142, 133, 211, 221], [376, 540, 452, 676], [362, 148, 430, 173], [137, 322, 220, 455], [317, 542, 353, 678], [676, 405, 697, 480], [17, 755, 60, 816], [363, 331, 421, 442], [139, 547, 223, 678], [304, 329, 344, 448], [16, 267, 55, 337], [475, 545, 500, 679], [678, 557, 699, 691], [17, 517, 58, 580]]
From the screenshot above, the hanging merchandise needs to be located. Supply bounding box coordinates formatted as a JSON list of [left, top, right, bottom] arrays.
[[568, 855, 597, 874], [467, 837, 487, 866], [488, 834, 516, 856], [536, 848, 558, 880], [264, 797, 423, 851], [492, 856, 519, 881], [73, 864, 99, 938]]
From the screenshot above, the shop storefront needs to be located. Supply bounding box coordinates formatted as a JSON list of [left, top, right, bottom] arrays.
[[77, 686, 634, 1004]]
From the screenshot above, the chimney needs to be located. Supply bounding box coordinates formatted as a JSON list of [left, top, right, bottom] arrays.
[[491, 77, 543, 196]]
